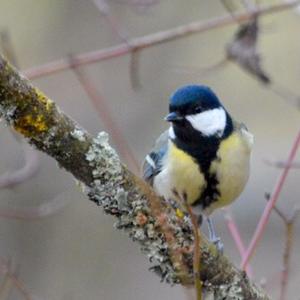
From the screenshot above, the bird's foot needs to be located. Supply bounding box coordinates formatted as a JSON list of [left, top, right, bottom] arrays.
[[210, 236, 224, 254], [206, 216, 224, 253]]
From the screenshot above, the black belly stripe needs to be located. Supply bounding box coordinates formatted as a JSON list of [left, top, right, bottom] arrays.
[[193, 144, 221, 210], [173, 136, 221, 209], [172, 111, 233, 210], [196, 166, 220, 209]]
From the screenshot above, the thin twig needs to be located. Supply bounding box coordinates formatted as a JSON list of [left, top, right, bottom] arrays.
[[223, 208, 253, 277], [279, 213, 297, 300], [23, 0, 300, 79], [186, 205, 202, 300], [0, 258, 33, 300], [280, 222, 293, 300], [268, 204, 300, 300], [241, 130, 300, 270], [0, 259, 14, 300], [93, 0, 129, 43], [220, 0, 243, 24], [173, 190, 202, 300], [241, 0, 257, 12]]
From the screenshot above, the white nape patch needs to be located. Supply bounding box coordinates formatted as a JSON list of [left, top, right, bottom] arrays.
[[168, 126, 176, 139], [186, 107, 226, 137], [145, 154, 156, 169]]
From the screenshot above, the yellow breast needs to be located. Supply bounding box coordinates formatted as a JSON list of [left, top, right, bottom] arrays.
[[153, 141, 206, 205], [207, 131, 252, 214]]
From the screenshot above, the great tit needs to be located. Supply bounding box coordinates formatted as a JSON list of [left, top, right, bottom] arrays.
[[142, 85, 253, 248]]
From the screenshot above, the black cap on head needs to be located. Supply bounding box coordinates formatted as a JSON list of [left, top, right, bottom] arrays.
[[169, 85, 222, 113]]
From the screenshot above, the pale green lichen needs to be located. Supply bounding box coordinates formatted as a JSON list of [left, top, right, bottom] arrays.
[[41, 125, 59, 149], [71, 127, 86, 142], [211, 272, 267, 300], [218, 275, 244, 300], [82, 131, 190, 284], [0, 104, 16, 124], [84, 131, 124, 210]]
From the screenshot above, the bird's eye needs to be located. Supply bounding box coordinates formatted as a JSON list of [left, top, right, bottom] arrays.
[[194, 106, 202, 114]]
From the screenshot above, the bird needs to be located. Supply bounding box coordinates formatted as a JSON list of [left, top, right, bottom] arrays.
[[142, 85, 253, 250]]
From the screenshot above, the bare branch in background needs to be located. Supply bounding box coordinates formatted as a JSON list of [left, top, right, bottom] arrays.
[[241, 130, 300, 270], [279, 211, 299, 300], [283, 0, 300, 14], [241, 0, 258, 12], [173, 3, 300, 109], [93, 0, 129, 43], [269, 204, 300, 300], [0, 259, 14, 300], [223, 208, 253, 277], [220, 0, 243, 23], [0, 55, 270, 299], [22, 1, 300, 80], [220, 0, 258, 17], [0, 258, 35, 300]]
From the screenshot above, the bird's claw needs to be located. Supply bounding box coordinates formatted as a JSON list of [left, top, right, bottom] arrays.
[[205, 216, 224, 253], [211, 237, 224, 254]]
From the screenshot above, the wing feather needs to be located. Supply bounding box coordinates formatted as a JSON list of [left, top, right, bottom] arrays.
[[142, 130, 169, 186]]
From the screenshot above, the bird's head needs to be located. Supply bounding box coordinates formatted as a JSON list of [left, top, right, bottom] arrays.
[[165, 85, 232, 142]]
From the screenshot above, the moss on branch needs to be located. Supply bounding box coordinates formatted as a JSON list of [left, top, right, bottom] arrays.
[[0, 54, 270, 299]]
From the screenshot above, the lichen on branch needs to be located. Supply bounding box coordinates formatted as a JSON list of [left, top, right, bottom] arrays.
[[0, 54, 270, 299]]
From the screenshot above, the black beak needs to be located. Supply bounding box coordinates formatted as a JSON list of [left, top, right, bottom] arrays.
[[164, 112, 184, 122]]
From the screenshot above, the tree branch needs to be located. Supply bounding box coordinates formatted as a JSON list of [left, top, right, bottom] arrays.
[[23, 0, 300, 79], [0, 54, 270, 299]]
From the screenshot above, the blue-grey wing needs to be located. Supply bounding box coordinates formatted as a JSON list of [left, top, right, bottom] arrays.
[[142, 130, 169, 186]]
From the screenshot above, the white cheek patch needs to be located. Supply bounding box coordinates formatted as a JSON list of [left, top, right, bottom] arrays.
[[168, 126, 176, 139], [186, 108, 226, 137]]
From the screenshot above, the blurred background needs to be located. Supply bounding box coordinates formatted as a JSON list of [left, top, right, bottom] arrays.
[[0, 0, 299, 299]]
